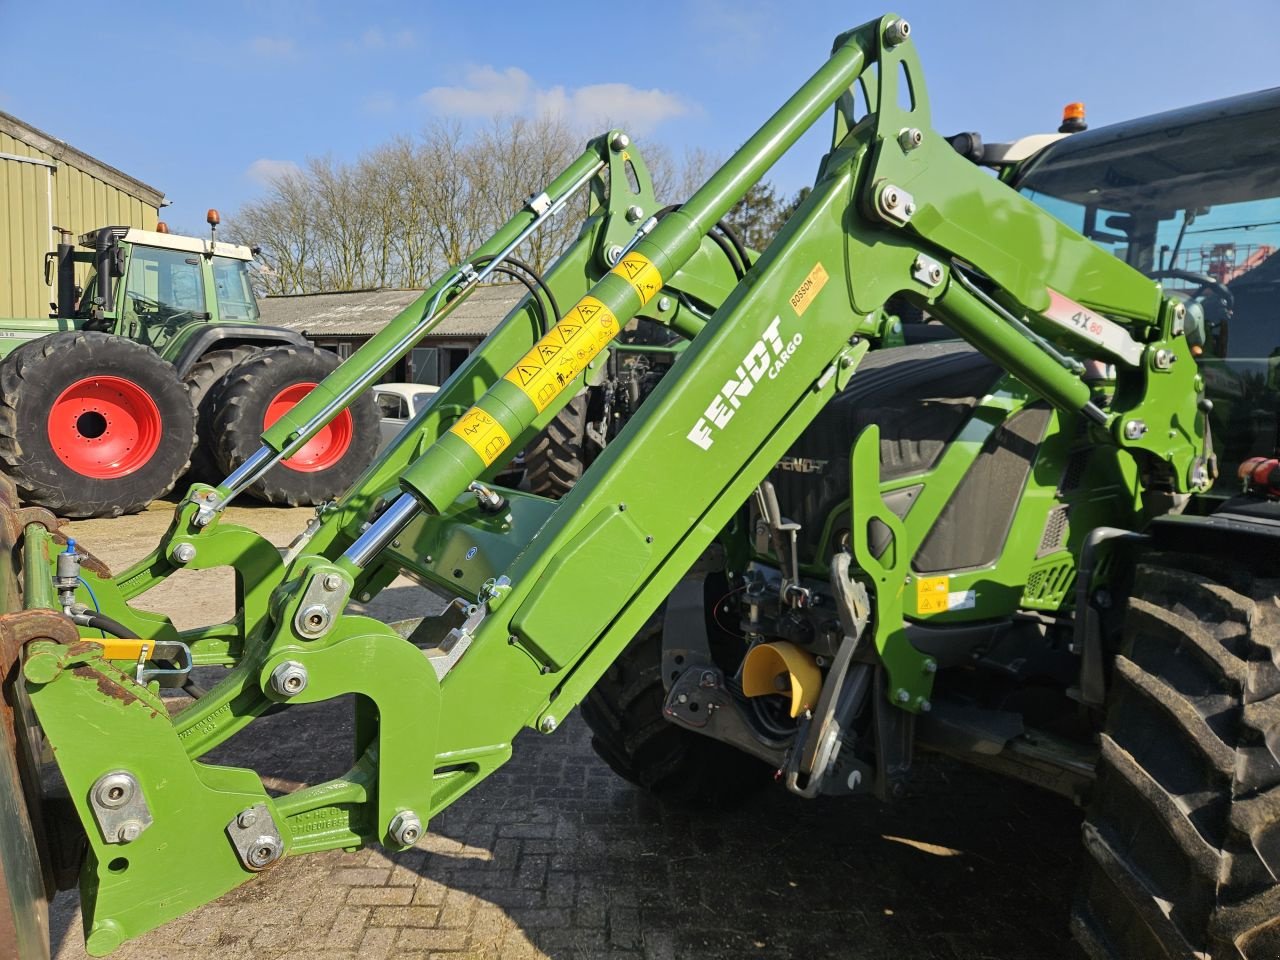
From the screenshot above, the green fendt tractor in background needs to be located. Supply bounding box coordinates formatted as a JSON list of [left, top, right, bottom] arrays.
[[1, 14, 1279, 960], [0, 217, 377, 517]]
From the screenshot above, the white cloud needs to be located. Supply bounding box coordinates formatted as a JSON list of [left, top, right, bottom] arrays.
[[421, 66, 693, 136], [248, 36, 295, 58], [246, 158, 302, 186], [421, 66, 532, 117]]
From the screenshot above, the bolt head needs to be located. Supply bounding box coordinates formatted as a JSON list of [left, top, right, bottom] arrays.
[[882, 188, 900, 210], [898, 127, 923, 151], [93, 773, 135, 809], [540, 716, 558, 734], [625, 204, 644, 223], [895, 688, 910, 703], [116, 820, 143, 843], [237, 809, 258, 829], [323, 573, 343, 591], [270, 660, 309, 698], [610, 133, 631, 151], [605, 244, 624, 266], [885, 18, 911, 45], [248, 836, 281, 867], [657, 296, 672, 311], [389, 811, 423, 846], [171, 543, 197, 564], [919, 699, 932, 713], [923, 660, 937, 674]]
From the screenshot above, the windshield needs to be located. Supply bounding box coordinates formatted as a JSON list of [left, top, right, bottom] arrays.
[[123, 246, 205, 325], [212, 256, 260, 322]]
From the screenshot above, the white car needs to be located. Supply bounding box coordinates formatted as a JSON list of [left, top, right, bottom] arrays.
[[373, 383, 439, 452]]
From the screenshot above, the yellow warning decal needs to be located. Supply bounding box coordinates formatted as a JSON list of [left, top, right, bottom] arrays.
[[916, 575, 950, 615], [789, 262, 829, 317], [611, 252, 663, 306], [504, 296, 621, 412], [448, 407, 511, 467]]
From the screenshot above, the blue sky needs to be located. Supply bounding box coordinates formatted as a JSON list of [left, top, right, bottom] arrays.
[[2, 0, 1277, 232]]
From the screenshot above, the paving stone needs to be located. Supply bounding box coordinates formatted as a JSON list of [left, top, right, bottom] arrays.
[[51, 710, 1084, 960]]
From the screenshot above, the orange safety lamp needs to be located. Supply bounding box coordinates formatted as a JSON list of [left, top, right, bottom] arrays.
[[1059, 102, 1087, 134]]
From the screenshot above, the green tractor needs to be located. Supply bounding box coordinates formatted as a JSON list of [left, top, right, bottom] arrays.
[[0, 216, 377, 518], [2, 14, 1280, 959]]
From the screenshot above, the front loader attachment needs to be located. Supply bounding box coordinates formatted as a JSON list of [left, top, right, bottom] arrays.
[[2, 13, 1211, 957]]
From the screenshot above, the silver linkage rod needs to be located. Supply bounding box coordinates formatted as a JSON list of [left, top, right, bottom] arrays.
[[342, 492, 420, 568], [195, 159, 606, 524]]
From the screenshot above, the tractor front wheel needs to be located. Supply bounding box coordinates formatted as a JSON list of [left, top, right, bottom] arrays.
[[581, 605, 772, 807], [208, 345, 378, 506], [0, 332, 196, 518], [1074, 555, 1280, 958]]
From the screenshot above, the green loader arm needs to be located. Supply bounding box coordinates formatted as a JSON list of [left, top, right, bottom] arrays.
[[3, 13, 1208, 956]]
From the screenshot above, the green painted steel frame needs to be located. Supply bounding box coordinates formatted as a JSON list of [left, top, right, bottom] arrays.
[[15, 13, 1213, 955]]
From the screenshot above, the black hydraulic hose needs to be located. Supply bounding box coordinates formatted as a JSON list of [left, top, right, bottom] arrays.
[[470, 255, 561, 335], [654, 204, 748, 280], [716, 217, 752, 274], [83, 611, 136, 640]]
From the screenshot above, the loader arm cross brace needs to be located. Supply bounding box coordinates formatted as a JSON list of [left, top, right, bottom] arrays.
[[3, 14, 1205, 955]]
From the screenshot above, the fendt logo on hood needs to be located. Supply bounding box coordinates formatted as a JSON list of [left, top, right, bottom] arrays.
[[686, 316, 803, 451]]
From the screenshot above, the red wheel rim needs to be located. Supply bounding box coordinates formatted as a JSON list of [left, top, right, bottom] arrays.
[[265, 382, 353, 473], [48, 376, 163, 480]]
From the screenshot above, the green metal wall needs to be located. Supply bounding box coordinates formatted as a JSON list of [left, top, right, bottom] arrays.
[[1, 116, 161, 318]]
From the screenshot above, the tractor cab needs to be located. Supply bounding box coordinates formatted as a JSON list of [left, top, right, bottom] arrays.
[[1009, 88, 1280, 495], [69, 216, 260, 353]]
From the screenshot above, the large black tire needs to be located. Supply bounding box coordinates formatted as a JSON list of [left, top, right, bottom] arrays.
[[208, 345, 378, 506], [1074, 555, 1280, 958], [580, 610, 771, 807], [0, 332, 196, 518], [181, 346, 257, 485], [523, 390, 591, 500]]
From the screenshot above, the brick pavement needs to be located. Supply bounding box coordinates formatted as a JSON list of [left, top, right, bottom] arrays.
[[51, 703, 1084, 960]]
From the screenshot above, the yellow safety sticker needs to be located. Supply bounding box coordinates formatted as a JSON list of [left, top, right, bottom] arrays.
[[504, 296, 621, 412], [448, 407, 512, 466], [916, 575, 950, 615], [789, 262, 829, 317], [611, 252, 663, 306]]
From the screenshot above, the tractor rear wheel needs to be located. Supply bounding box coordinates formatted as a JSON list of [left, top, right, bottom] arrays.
[[209, 345, 378, 506], [0, 332, 196, 518], [581, 609, 771, 807], [523, 390, 592, 499], [181, 345, 256, 484], [1073, 555, 1280, 958]]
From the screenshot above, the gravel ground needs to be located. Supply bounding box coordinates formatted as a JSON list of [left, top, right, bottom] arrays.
[[43, 501, 1086, 960]]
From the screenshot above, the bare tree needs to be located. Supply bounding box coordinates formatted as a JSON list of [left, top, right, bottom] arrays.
[[228, 118, 785, 295]]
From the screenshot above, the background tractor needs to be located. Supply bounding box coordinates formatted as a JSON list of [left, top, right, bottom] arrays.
[[1, 15, 1279, 960], [0, 216, 377, 518]]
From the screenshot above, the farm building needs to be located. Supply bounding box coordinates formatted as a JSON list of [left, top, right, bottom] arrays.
[[257, 284, 524, 384], [0, 111, 164, 318]]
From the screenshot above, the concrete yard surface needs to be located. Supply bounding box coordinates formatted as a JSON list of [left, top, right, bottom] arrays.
[[49, 502, 1085, 960]]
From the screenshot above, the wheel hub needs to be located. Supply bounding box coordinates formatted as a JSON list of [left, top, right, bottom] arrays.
[[47, 376, 163, 480]]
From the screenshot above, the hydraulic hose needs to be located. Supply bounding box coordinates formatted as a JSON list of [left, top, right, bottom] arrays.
[[471, 255, 561, 335], [654, 204, 749, 280], [78, 611, 136, 640]]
